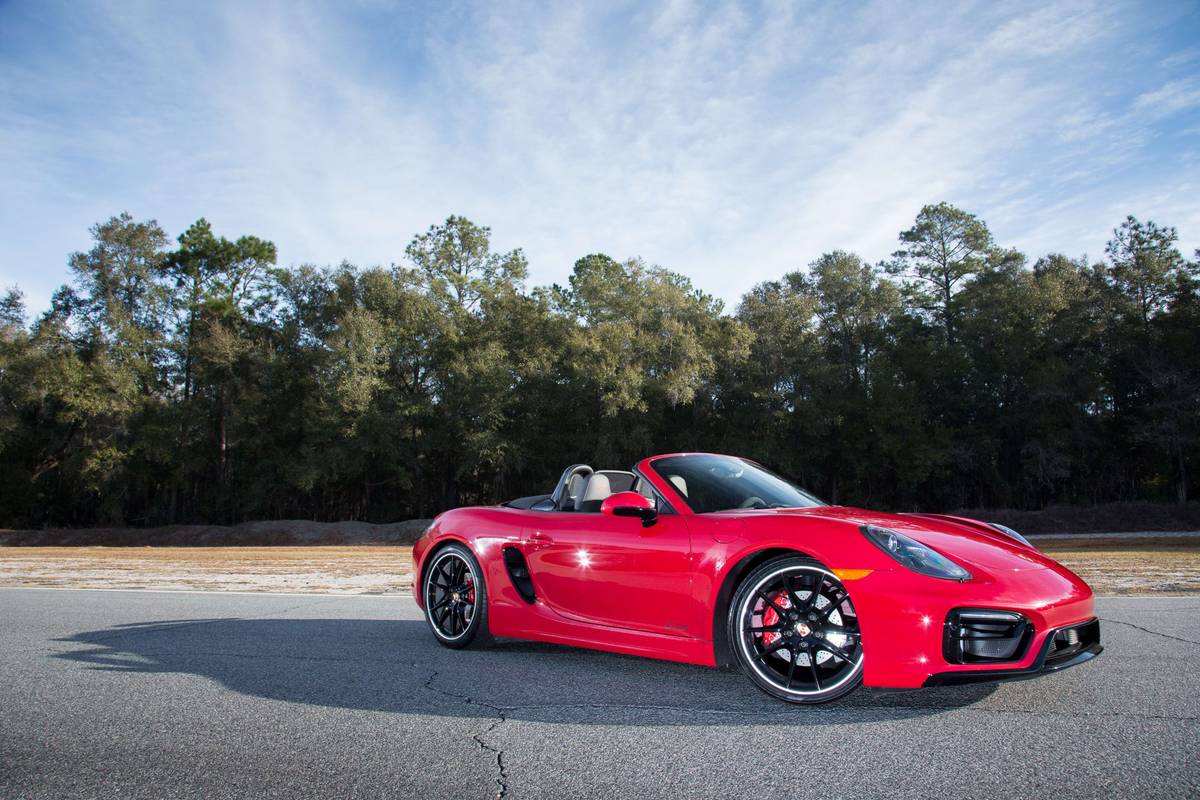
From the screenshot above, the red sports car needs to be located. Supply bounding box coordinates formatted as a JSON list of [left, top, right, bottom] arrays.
[[413, 453, 1101, 703]]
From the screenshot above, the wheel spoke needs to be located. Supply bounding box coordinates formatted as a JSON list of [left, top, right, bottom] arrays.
[[785, 649, 798, 689], [803, 576, 823, 610], [747, 624, 783, 634], [430, 597, 450, 612], [752, 641, 790, 661], [824, 624, 858, 637], [820, 594, 847, 620], [784, 576, 805, 610], [817, 640, 854, 662], [809, 656, 821, 690]]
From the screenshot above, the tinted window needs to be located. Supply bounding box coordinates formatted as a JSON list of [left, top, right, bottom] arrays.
[[651, 455, 825, 513]]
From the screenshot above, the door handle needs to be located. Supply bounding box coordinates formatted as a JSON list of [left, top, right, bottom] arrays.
[[528, 531, 553, 549]]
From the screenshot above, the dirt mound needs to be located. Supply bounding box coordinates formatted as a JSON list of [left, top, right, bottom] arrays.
[[0, 519, 433, 547], [5, 501, 1198, 546]]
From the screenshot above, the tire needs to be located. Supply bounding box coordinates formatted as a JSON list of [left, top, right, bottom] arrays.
[[727, 555, 864, 704], [422, 542, 492, 649]]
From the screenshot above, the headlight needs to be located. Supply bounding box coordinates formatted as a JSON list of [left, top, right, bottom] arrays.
[[860, 524, 972, 581], [987, 522, 1034, 549]]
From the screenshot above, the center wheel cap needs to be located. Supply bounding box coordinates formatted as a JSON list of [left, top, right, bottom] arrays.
[[451, 592, 460, 601], [794, 622, 812, 637]]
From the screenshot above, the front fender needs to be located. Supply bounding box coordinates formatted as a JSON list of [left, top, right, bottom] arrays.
[[698, 515, 899, 614]]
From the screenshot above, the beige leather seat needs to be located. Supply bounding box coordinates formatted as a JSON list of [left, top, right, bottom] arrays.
[[576, 472, 612, 513], [564, 472, 587, 511]]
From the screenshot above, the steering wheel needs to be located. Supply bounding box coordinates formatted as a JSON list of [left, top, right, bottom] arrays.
[[739, 496, 767, 509]]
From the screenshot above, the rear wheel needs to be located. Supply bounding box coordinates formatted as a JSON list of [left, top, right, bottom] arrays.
[[728, 555, 864, 703], [423, 543, 491, 649]]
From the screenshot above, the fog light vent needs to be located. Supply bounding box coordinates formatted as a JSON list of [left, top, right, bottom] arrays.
[[1046, 620, 1099, 664], [943, 609, 1033, 665]]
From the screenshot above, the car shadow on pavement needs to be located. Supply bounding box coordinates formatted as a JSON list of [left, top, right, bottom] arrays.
[[53, 618, 997, 724]]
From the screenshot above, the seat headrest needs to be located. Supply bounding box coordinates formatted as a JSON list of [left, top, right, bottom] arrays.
[[580, 472, 612, 502]]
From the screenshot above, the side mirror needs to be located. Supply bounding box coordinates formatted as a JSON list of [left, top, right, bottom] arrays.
[[601, 492, 658, 525]]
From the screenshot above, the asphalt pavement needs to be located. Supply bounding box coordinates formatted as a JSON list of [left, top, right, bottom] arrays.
[[1, 588, 1197, 799]]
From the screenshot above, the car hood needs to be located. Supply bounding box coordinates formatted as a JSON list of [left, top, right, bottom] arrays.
[[753, 506, 1050, 572]]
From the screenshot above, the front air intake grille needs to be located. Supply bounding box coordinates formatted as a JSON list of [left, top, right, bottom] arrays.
[[1045, 618, 1100, 666], [943, 609, 1034, 664]]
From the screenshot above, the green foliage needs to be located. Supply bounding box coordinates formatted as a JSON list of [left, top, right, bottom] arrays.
[[1, 204, 1197, 526], [405, 215, 527, 314], [1104, 216, 1188, 325], [888, 202, 994, 340]]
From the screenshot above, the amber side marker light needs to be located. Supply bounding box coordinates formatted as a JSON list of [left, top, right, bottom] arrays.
[[831, 568, 873, 581]]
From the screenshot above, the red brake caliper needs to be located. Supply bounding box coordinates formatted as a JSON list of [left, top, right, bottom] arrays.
[[760, 590, 791, 649]]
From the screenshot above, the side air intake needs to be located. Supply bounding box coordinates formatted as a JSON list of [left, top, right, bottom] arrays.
[[503, 547, 536, 604]]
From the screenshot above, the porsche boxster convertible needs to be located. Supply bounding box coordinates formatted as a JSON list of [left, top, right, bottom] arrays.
[[413, 453, 1101, 703]]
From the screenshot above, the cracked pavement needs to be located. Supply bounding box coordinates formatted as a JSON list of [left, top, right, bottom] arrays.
[[1, 589, 1197, 799]]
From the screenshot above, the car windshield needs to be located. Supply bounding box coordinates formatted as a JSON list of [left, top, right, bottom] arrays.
[[650, 455, 826, 513]]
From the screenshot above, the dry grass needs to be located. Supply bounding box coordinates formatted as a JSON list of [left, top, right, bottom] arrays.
[[0, 520, 430, 547], [0, 546, 414, 594], [1035, 537, 1200, 595], [0, 538, 1197, 596]]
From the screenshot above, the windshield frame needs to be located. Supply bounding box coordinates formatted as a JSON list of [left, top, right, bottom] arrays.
[[645, 454, 827, 514]]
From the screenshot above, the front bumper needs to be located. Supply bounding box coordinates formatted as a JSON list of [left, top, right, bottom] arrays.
[[923, 617, 1102, 686], [850, 560, 1099, 688]]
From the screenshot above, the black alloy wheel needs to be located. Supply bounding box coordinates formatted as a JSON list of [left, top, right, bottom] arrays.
[[423, 543, 491, 648], [729, 555, 865, 703]]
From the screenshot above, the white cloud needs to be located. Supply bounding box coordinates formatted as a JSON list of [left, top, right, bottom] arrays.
[[1134, 78, 1200, 119], [1, 0, 1197, 316]]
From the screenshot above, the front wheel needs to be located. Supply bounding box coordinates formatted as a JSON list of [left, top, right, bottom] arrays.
[[728, 555, 864, 703], [422, 543, 492, 649]]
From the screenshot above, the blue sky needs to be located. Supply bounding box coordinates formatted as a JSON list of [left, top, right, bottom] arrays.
[[2, 0, 1198, 314]]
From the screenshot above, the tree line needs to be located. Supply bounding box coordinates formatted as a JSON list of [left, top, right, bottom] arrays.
[[1, 203, 1197, 527]]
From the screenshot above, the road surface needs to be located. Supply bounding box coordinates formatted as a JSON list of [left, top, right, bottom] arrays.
[[1, 588, 1196, 799]]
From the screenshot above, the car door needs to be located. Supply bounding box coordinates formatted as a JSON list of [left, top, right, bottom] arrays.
[[523, 510, 696, 638]]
